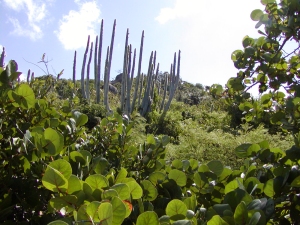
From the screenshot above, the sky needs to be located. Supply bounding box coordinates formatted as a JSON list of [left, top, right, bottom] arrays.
[[0, 0, 264, 87]]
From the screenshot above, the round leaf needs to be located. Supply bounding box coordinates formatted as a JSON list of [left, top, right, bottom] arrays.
[[98, 202, 113, 225], [44, 128, 64, 155], [67, 175, 82, 194], [111, 183, 130, 200], [251, 9, 263, 21], [85, 174, 109, 191], [234, 201, 247, 225], [207, 160, 224, 176], [126, 180, 143, 199], [166, 199, 187, 221], [169, 169, 187, 187], [86, 201, 101, 223], [111, 196, 127, 225], [141, 180, 158, 201], [136, 211, 159, 225], [208, 215, 229, 225]]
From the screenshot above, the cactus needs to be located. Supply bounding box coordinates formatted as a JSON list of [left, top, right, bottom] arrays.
[[140, 51, 154, 116], [73, 51, 76, 89], [96, 19, 103, 104], [131, 31, 144, 113], [138, 73, 144, 108], [160, 71, 169, 111], [103, 46, 111, 111], [81, 35, 90, 99], [0, 47, 5, 67], [126, 47, 136, 115], [164, 50, 181, 112], [121, 29, 129, 113], [94, 35, 98, 90], [86, 41, 93, 101], [27, 69, 31, 83]]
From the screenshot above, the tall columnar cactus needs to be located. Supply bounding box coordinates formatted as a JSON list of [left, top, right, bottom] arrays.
[[138, 73, 144, 107], [164, 50, 181, 112], [126, 48, 136, 115], [96, 19, 103, 104], [131, 31, 144, 113], [73, 50, 77, 89], [0, 47, 5, 67], [103, 46, 111, 111], [94, 35, 98, 90], [81, 35, 90, 99], [27, 69, 31, 83], [140, 51, 154, 116], [160, 71, 169, 111], [121, 29, 129, 113], [86, 41, 93, 101]]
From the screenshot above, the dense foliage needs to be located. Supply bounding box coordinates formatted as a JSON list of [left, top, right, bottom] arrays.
[[1, 0, 300, 224]]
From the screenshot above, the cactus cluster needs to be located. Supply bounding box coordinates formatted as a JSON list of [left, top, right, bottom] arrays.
[[72, 19, 181, 117]]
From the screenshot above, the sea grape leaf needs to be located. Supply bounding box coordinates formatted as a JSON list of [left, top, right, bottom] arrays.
[[169, 169, 187, 187], [234, 201, 247, 225], [207, 160, 224, 176], [166, 199, 187, 221], [85, 174, 109, 191], [86, 201, 101, 223], [111, 196, 127, 225], [98, 202, 113, 225], [136, 211, 159, 225], [111, 183, 130, 200], [44, 128, 64, 155], [141, 180, 158, 201], [207, 215, 229, 225], [127, 180, 143, 199]]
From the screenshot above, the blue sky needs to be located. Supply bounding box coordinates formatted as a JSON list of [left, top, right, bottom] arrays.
[[0, 0, 264, 87]]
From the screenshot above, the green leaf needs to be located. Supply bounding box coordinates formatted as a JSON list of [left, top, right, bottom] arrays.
[[235, 144, 251, 158], [183, 195, 197, 211], [149, 171, 166, 185], [173, 220, 192, 225], [291, 175, 300, 187], [115, 167, 128, 184], [98, 202, 113, 225], [141, 180, 158, 201], [248, 211, 261, 225], [136, 211, 159, 225], [48, 221, 69, 225], [111, 183, 130, 200], [234, 201, 247, 225], [127, 180, 143, 199], [85, 174, 109, 191], [172, 159, 183, 170], [72, 111, 88, 127], [44, 128, 64, 155], [207, 160, 224, 176], [213, 204, 232, 217], [261, 0, 276, 5], [42, 165, 68, 193], [251, 9, 263, 21], [166, 199, 187, 221], [194, 172, 209, 188], [17, 84, 35, 108], [67, 175, 82, 194], [225, 178, 243, 194], [86, 201, 101, 222], [111, 197, 127, 225], [207, 215, 229, 225], [169, 169, 187, 187], [49, 195, 77, 213], [263, 179, 275, 197]]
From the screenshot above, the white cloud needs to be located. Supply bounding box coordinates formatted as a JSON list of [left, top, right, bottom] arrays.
[[55, 1, 101, 50], [155, 0, 202, 24], [3, 0, 48, 40]]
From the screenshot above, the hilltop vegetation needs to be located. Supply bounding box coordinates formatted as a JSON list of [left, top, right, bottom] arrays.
[[1, 0, 300, 224]]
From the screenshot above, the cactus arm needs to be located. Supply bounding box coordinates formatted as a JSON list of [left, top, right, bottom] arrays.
[[131, 30, 144, 113], [121, 29, 129, 113], [104, 46, 111, 111], [97, 19, 103, 103], [73, 50, 77, 89], [94, 35, 98, 90], [86, 41, 93, 101], [81, 35, 90, 99]]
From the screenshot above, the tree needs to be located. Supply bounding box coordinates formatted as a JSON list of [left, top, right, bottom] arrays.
[[227, 0, 300, 138]]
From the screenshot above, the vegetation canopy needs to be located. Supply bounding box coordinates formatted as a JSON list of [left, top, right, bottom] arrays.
[[0, 1, 300, 224]]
